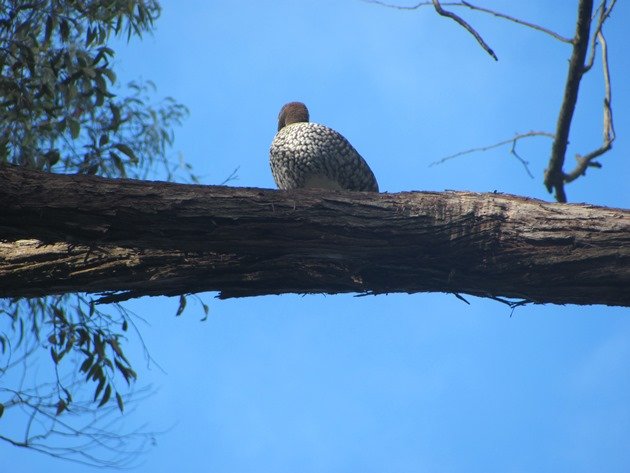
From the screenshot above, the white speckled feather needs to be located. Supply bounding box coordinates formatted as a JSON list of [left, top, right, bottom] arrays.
[[270, 121, 379, 192]]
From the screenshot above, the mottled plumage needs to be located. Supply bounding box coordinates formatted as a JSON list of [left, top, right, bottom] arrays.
[[269, 102, 379, 192]]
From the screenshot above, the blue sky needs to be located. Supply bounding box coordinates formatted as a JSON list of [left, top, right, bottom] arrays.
[[4, 1, 630, 472]]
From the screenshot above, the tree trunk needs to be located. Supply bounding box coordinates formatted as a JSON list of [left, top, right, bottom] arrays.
[[1, 165, 628, 306]]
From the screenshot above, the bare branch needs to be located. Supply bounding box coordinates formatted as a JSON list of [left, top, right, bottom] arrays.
[[544, 0, 593, 202], [509, 139, 536, 179], [431, 0, 497, 60], [459, 1, 572, 43], [366, 0, 617, 199], [0, 382, 157, 468], [564, 30, 615, 183], [219, 166, 240, 186], [430, 131, 555, 178], [363, 0, 570, 43], [544, 0, 616, 201], [584, 0, 617, 72], [363, 0, 439, 10], [362, 0, 497, 59]]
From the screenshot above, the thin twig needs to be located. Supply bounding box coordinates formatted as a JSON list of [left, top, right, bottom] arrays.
[[430, 131, 554, 178], [510, 139, 536, 179], [460, 1, 571, 43], [220, 166, 240, 186], [453, 293, 470, 304], [432, 0, 498, 60], [362, 0, 437, 10], [584, 0, 616, 72], [543, 0, 593, 202], [486, 295, 531, 310], [362, 0, 570, 43]]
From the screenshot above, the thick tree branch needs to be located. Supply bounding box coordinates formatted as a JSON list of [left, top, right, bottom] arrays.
[[1, 166, 628, 306]]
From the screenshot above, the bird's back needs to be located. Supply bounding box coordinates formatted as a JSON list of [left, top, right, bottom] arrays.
[[270, 122, 379, 192]]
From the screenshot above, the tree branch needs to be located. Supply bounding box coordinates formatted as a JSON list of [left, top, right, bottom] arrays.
[[366, 0, 617, 202], [430, 131, 555, 178], [1, 165, 629, 306], [564, 29, 615, 183], [363, 0, 571, 43], [543, 0, 617, 202], [583, 0, 616, 72], [431, 0, 497, 60], [459, 1, 572, 43], [543, 0, 593, 202]]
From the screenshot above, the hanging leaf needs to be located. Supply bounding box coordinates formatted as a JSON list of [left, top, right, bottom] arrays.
[[93, 377, 106, 402], [110, 151, 126, 176], [98, 384, 112, 407], [59, 19, 70, 42], [102, 68, 117, 84], [55, 400, 67, 416], [44, 15, 54, 44], [68, 117, 80, 139], [52, 306, 67, 323], [86, 26, 96, 46], [115, 359, 135, 385], [50, 347, 59, 364], [79, 355, 93, 373], [176, 295, 186, 316], [45, 149, 60, 165], [114, 143, 137, 163], [115, 392, 124, 413], [200, 302, 209, 321], [109, 103, 121, 131]]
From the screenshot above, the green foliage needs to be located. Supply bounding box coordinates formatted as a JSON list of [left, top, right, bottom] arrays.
[[0, 0, 190, 180], [0, 1, 193, 465]]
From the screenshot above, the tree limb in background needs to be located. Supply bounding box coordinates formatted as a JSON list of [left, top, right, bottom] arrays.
[[363, 0, 571, 43], [0, 381, 156, 468], [584, 0, 616, 72], [430, 131, 555, 178], [459, 1, 572, 43], [367, 0, 617, 203], [363, 0, 500, 60]]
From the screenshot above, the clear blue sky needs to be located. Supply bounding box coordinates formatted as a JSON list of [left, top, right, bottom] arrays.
[[4, 1, 630, 472]]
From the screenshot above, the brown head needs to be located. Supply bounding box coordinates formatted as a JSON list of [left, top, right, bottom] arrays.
[[277, 102, 309, 131]]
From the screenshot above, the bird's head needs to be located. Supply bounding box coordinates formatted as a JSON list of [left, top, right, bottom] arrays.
[[277, 102, 309, 131]]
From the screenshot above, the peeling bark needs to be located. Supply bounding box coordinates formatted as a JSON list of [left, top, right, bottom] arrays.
[[1, 165, 628, 306]]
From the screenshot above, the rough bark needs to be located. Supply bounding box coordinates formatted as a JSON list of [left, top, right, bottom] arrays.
[[1, 165, 628, 306]]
